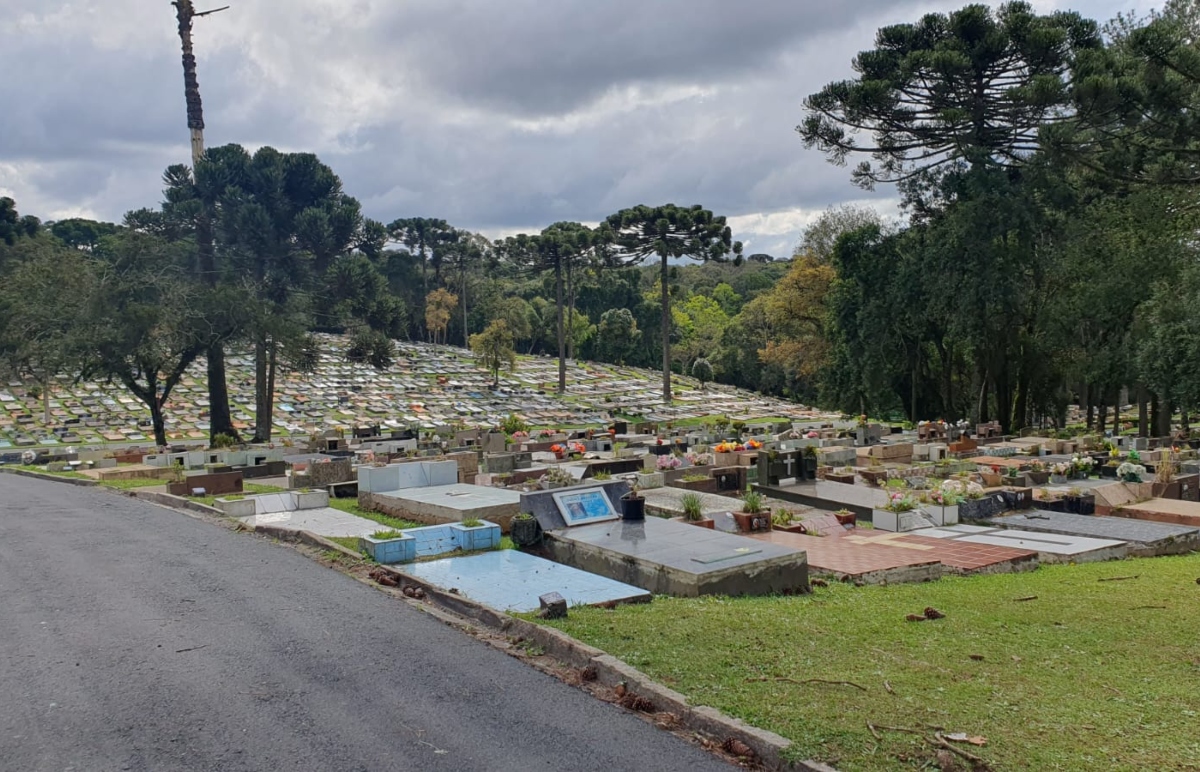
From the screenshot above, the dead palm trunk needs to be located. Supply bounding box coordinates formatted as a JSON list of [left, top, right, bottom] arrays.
[[174, 0, 238, 445]]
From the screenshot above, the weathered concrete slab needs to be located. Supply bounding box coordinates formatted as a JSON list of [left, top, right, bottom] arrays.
[[399, 550, 651, 612], [990, 511, 1200, 556], [238, 506, 380, 537], [371, 483, 521, 530], [545, 516, 808, 597]]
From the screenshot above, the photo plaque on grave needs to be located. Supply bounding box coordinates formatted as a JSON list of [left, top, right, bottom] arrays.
[[552, 488, 620, 526]]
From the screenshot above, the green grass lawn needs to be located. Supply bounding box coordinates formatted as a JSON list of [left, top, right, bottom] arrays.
[[327, 498, 424, 531], [30, 467, 91, 480], [538, 554, 1200, 771], [100, 477, 169, 490]]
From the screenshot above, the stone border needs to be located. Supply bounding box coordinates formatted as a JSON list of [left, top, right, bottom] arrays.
[[0, 467, 99, 487], [3, 465, 836, 771]]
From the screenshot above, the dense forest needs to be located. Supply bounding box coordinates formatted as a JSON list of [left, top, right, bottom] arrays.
[[4, 1, 1200, 446]]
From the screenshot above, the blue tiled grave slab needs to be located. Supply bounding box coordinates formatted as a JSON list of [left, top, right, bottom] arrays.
[[990, 511, 1200, 556], [399, 550, 651, 612], [545, 516, 808, 597]]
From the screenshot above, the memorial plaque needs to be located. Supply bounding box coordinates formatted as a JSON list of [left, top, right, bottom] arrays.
[[552, 488, 619, 526]]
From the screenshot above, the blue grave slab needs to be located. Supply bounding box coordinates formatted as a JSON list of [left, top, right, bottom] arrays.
[[398, 550, 651, 612]]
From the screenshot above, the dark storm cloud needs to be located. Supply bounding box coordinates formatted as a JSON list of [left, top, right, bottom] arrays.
[[0, 0, 1152, 254], [378, 0, 918, 117]]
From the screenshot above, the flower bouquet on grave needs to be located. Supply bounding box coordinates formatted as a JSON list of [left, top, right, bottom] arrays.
[[885, 490, 919, 513], [549, 443, 566, 460], [1117, 462, 1146, 483], [656, 454, 682, 471], [1069, 454, 1094, 479]]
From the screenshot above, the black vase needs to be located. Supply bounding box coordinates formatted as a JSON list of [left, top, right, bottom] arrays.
[[511, 517, 543, 548], [621, 494, 646, 521]]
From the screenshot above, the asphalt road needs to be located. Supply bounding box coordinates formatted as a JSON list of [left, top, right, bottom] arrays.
[[0, 475, 732, 772]]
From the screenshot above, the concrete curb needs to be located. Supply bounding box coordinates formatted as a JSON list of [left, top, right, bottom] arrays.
[[0, 467, 99, 487], [129, 489, 223, 517], [359, 560, 835, 772]]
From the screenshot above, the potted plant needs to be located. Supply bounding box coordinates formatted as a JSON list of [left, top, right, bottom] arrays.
[[1063, 487, 1096, 515], [1118, 462, 1146, 484], [451, 518, 501, 551], [733, 489, 771, 532], [1037, 487, 1067, 512], [872, 489, 921, 532], [360, 529, 416, 564], [1100, 459, 1120, 479], [1049, 462, 1070, 485], [926, 484, 961, 526], [833, 507, 857, 527], [621, 483, 646, 521], [676, 491, 714, 529], [801, 445, 818, 480], [1069, 454, 1095, 479], [1026, 460, 1050, 485], [510, 511, 543, 548], [979, 465, 1004, 488]]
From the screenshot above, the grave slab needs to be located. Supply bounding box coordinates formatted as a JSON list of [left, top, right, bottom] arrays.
[[989, 511, 1200, 556], [951, 528, 1127, 563], [398, 550, 650, 612], [858, 531, 1038, 574], [545, 516, 808, 597], [238, 506, 380, 537], [750, 529, 942, 585], [370, 483, 521, 530]]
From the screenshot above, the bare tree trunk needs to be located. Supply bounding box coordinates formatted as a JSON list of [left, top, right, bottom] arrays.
[[41, 378, 50, 426], [566, 259, 575, 360], [1138, 384, 1149, 438], [265, 340, 278, 442], [555, 257, 565, 393], [660, 254, 671, 403], [174, 0, 206, 167], [253, 336, 270, 442], [461, 265, 469, 348]]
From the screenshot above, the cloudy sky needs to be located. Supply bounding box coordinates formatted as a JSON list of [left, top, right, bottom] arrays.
[[1, 0, 1156, 257]]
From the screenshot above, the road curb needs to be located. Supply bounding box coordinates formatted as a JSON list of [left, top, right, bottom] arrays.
[[354, 562, 835, 772], [0, 467, 99, 487]]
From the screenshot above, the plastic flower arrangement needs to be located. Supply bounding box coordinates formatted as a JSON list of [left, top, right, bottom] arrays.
[[549, 444, 565, 456], [656, 454, 682, 470], [687, 452, 715, 467], [511, 431, 529, 440], [1117, 462, 1146, 483], [1050, 462, 1071, 476], [927, 487, 962, 506], [746, 439, 763, 450], [805, 431, 819, 439], [1070, 455, 1094, 476], [1129, 448, 1141, 462], [569, 442, 586, 455], [941, 479, 983, 500], [1028, 460, 1046, 472], [885, 491, 918, 513]]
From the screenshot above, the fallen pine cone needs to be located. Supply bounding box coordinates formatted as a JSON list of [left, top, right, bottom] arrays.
[[580, 664, 598, 682], [619, 693, 655, 713], [402, 586, 416, 597], [811, 579, 829, 588], [614, 682, 627, 698], [906, 613, 927, 622], [924, 607, 946, 620], [654, 712, 679, 730], [722, 738, 755, 759], [411, 587, 426, 600]]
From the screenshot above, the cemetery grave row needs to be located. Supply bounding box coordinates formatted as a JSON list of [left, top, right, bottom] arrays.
[[0, 333, 834, 450]]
